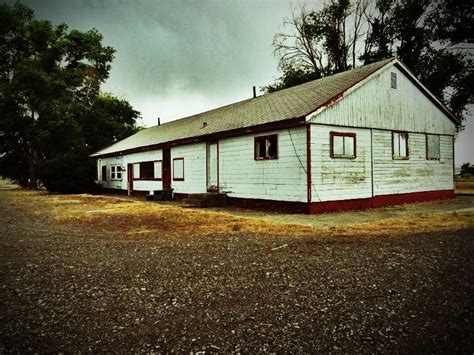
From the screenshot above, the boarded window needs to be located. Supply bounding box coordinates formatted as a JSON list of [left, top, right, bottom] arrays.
[[255, 135, 278, 160], [391, 72, 397, 89], [133, 163, 140, 179], [393, 132, 409, 159], [426, 134, 440, 160], [173, 158, 184, 180], [102, 166, 107, 181], [154, 161, 162, 179], [330, 132, 356, 158], [139, 161, 154, 179]]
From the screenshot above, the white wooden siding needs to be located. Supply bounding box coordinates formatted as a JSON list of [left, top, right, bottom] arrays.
[[170, 143, 206, 194], [219, 127, 307, 202], [310, 125, 372, 202], [132, 180, 163, 192], [372, 130, 454, 195], [100, 156, 124, 189], [122, 150, 163, 192], [308, 66, 456, 135]]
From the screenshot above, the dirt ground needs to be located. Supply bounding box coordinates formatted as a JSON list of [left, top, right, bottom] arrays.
[[1, 187, 473, 352]]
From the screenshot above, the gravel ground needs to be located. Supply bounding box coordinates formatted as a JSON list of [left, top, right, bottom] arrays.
[[1, 190, 473, 352]]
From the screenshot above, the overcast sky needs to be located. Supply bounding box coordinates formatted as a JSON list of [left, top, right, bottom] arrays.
[[10, 0, 473, 165]]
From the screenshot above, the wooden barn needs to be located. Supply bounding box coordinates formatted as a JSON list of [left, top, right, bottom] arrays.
[[91, 57, 459, 214]]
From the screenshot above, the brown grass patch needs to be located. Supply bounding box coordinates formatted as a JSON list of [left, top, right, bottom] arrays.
[[3, 189, 473, 238]]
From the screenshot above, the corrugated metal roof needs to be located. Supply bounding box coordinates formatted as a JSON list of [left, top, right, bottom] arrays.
[[91, 58, 395, 157]]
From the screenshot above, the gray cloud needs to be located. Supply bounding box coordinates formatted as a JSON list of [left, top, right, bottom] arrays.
[[22, 0, 291, 110], [7, 0, 473, 164]]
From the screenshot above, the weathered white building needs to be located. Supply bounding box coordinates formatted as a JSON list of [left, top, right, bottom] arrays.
[[91, 58, 459, 213]]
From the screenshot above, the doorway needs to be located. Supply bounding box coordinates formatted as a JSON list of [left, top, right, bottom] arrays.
[[127, 163, 133, 196], [162, 148, 171, 189], [207, 142, 219, 192]]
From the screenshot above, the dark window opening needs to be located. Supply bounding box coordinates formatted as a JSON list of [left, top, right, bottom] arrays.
[[110, 165, 122, 180], [255, 135, 278, 160], [391, 72, 397, 89], [102, 166, 107, 181], [140, 161, 154, 179]]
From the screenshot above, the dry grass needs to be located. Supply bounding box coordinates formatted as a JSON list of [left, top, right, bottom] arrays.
[[345, 210, 474, 237], [5, 189, 473, 239], [455, 176, 474, 195]]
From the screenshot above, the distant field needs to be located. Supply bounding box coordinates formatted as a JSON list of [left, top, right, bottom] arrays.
[[1, 189, 473, 353], [456, 175, 474, 194]]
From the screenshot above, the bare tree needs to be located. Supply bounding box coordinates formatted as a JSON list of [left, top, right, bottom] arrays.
[[268, 0, 382, 94], [272, 7, 325, 75], [349, 0, 370, 68]]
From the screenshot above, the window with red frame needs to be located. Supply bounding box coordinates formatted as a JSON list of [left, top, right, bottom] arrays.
[[255, 135, 278, 160], [330, 132, 356, 158], [392, 132, 409, 159], [426, 134, 440, 160], [173, 158, 184, 180]]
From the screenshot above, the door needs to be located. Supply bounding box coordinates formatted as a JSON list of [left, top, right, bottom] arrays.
[[207, 142, 218, 192], [127, 163, 133, 196], [162, 148, 171, 189]]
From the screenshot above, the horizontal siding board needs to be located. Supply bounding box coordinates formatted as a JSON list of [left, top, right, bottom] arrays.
[[170, 143, 207, 194], [372, 130, 453, 195], [99, 156, 124, 190], [122, 150, 163, 192], [219, 127, 307, 202], [311, 124, 372, 202], [310, 124, 453, 202], [309, 67, 456, 135]]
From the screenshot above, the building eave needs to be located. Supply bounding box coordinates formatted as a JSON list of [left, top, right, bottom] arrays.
[[91, 117, 306, 158]]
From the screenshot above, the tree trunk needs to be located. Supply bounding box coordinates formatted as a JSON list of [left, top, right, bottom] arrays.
[[27, 148, 37, 189]]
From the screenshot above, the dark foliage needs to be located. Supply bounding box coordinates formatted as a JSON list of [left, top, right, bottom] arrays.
[[266, 0, 473, 128], [361, 0, 473, 124], [262, 64, 321, 93], [0, 3, 141, 192], [461, 163, 474, 176]]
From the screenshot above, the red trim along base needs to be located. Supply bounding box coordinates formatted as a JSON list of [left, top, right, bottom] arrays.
[[131, 190, 149, 197], [309, 189, 454, 214], [100, 188, 150, 197], [99, 189, 454, 214], [100, 187, 128, 196], [173, 193, 189, 200], [227, 197, 307, 214]]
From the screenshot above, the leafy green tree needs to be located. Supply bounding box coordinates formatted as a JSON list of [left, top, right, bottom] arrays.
[[460, 163, 474, 176], [360, 0, 394, 63], [262, 63, 321, 93], [319, 0, 352, 73], [361, 0, 473, 125], [0, 2, 141, 192], [427, 0, 473, 45]]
